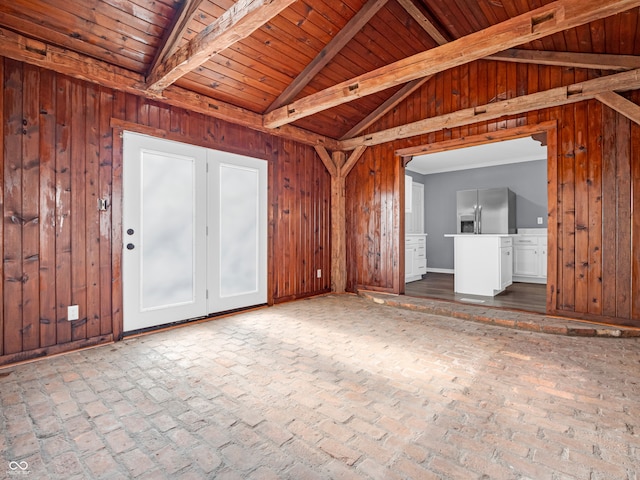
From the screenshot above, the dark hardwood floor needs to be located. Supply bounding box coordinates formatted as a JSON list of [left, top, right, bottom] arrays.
[[404, 272, 547, 314]]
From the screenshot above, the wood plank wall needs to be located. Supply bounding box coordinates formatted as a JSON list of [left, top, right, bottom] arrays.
[[0, 57, 331, 364], [346, 61, 640, 327]]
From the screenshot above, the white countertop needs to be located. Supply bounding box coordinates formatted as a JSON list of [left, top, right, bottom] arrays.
[[444, 233, 512, 238], [516, 228, 547, 235]]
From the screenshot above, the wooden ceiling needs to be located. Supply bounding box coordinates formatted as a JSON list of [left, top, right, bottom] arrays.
[[0, 0, 639, 143]]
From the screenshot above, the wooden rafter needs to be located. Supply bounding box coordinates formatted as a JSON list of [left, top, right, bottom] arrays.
[[146, 0, 297, 93], [340, 77, 430, 140], [596, 91, 640, 124], [267, 0, 389, 113], [488, 49, 640, 71], [0, 27, 339, 149], [338, 68, 640, 150], [148, 0, 205, 76], [338, 0, 447, 141], [263, 0, 640, 128], [396, 0, 448, 45]]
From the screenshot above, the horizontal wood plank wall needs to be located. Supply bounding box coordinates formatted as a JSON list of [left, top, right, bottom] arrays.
[[0, 57, 330, 365], [347, 61, 640, 327]]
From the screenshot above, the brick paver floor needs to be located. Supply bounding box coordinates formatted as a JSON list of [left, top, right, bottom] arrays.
[[1, 294, 639, 479]]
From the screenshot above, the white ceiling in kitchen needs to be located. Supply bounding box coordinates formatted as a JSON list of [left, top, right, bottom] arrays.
[[407, 136, 547, 175]]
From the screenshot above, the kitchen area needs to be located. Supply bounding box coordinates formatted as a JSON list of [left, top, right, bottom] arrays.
[[404, 137, 548, 313]]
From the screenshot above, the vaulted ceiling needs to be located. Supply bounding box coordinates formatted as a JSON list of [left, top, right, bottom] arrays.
[[0, 0, 639, 145]]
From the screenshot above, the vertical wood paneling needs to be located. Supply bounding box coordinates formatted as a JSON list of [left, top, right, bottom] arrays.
[[85, 84, 101, 339], [587, 99, 603, 316], [110, 91, 126, 342], [601, 105, 617, 318], [573, 72, 589, 314], [1, 58, 331, 364], [632, 95, 640, 320], [55, 75, 72, 345], [3, 59, 23, 355], [21, 64, 40, 352], [615, 112, 632, 319], [546, 126, 559, 313], [98, 87, 112, 337], [39, 69, 57, 347], [0, 58, 3, 356], [70, 79, 87, 342], [352, 61, 640, 326]]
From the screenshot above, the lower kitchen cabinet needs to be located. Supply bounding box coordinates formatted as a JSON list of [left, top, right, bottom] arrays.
[[405, 234, 427, 283], [446, 234, 512, 296], [513, 234, 547, 284]]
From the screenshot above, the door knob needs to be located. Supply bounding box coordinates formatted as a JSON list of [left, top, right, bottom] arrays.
[[127, 228, 134, 235], [126, 243, 135, 250]]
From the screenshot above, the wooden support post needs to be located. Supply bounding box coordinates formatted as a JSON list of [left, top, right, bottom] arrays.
[[331, 152, 347, 293], [315, 146, 367, 294]]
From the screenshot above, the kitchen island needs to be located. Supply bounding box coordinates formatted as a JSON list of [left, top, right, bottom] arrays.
[[444, 234, 513, 297]]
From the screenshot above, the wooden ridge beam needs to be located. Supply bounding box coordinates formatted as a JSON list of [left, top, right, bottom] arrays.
[[264, 0, 640, 128], [0, 27, 339, 149], [267, 0, 389, 112], [146, 0, 296, 93], [595, 91, 640, 125], [488, 49, 640, 71], [338, 68, 640, 150]]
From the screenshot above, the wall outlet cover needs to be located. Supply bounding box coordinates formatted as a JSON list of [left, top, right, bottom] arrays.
[[68, 305, 79, 321], [537, 217, 543, 224]]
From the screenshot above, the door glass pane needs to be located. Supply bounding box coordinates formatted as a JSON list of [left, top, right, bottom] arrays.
[[141, 151, 195, 310], [219, 164, 258, 297]]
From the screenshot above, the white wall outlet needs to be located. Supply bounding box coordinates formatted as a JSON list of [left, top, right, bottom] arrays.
[[68, 305, 79, 321], [316, 269, 322, 278], [537, 217, 544, 225]]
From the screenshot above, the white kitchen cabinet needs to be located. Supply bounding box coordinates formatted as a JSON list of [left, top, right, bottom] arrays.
[[405, 234, 427, 283], [406, 182, 424, 234], [405, 175, 413, 213], [445, 234, 512, 296], [500, 243, 513, 290], [512, 233, 547, 283]]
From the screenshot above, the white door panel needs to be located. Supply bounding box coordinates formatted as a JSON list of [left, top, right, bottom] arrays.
[[123, 132, 207, 332], [208, 151, 268, 313]]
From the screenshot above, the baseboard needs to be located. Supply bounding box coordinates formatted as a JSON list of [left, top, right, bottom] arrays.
[[426, 268, 454, 274]]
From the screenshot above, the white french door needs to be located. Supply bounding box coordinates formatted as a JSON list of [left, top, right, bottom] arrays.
[[208, 152, 268, 313], [122, 132, 267, 333]]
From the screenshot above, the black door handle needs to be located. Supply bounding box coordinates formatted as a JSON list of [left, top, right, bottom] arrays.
[[126, 243, 135, 250]]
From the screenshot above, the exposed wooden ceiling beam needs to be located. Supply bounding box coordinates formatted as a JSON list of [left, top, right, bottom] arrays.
[[264, 0, 640, 129], [146, 0, 297, 93], [396, 0, 448, 45], [148, 0, 205, 76], [267, 0, 389, 113], [338, 0, 447, 141], [340, 77, 430, 140], [338, 68, 640, 150], [0, 27, 339, 149], [488, 49, 640, 71], [595, 91, 640, 124]]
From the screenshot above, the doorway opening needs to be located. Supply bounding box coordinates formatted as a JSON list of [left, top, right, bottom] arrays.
[[402, 127, 552, 315]]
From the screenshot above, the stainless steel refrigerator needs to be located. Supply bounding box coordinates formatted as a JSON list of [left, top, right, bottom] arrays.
[[456, 187, 516, 234]]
